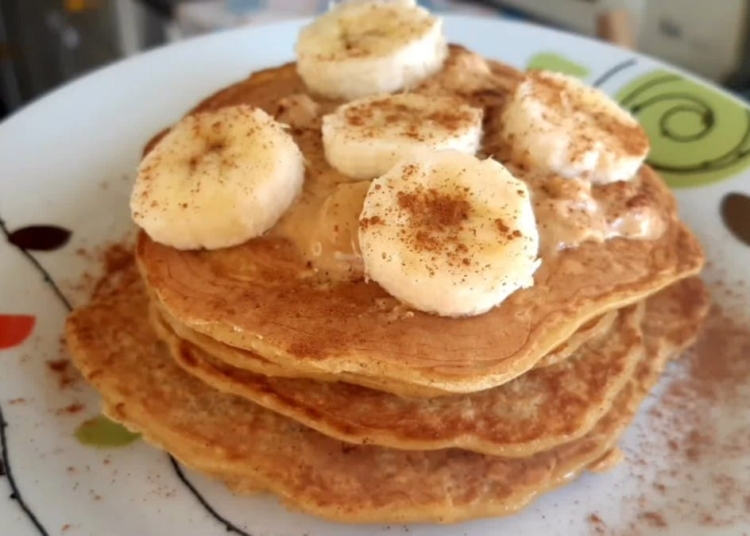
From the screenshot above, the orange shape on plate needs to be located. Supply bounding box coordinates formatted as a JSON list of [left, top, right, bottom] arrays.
[[0, 315, 36, 349]]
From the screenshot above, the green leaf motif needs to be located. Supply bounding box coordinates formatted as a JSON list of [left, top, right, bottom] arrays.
[[617, 69, 750, 188], [75, 415, 140, 448], [526, 53, 589, 78]]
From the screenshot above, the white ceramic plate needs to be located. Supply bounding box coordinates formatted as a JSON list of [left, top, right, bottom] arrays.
[[1, 16, 749, 536]]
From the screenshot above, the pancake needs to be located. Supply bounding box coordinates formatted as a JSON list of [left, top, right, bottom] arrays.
[[535, 311, 618, 368], [136, 45, 704, 396], [152, 297, 645, 456], [152, 294, 618, 398], [65, 268, 708, 524]]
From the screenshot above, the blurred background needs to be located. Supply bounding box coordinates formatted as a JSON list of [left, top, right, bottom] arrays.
[[1, 0, 749, 120]]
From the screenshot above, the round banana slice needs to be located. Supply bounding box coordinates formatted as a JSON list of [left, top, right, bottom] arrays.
[[295, 0, 448, 100], [322, 93, 483, 180], [130, 105, 304, 250], [359, 150, 541, 317], [502, 71, 650, 184]]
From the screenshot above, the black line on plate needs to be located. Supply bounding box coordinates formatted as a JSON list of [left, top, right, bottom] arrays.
[[593, 58, 637, 88], [0, 217, 72, 311], [0, 212, 58, 536], [619, 74, 682, 107], [0, 403, 50, 536], [2, 210, 248, 535], [168, 455, 253, 536]]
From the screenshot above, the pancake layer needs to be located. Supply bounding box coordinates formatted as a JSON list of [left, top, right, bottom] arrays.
[[152, 299, 644, 456]]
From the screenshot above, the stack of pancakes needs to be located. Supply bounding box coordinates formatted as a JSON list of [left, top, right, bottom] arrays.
[[65, 45, 708, 523]]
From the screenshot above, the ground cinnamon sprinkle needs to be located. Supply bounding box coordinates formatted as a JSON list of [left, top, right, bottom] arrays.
[[46, 359, 69, 373], [396, 187, 471, 262], [91, 242, 138, 300], [639, 511, 667, 528], [46, 357, 80, 389], [588, 513, 608, 535], [397, 187, 471, 232], [102, 243, 133, 277], [359, 215, 383, 230], [495, 218, 521, 241], [56, 402, 85, 416], [593, 296, 750, 534], [59, 241, 134, 390], [344, 96, 475, 141], [65, 239, 135, 302]]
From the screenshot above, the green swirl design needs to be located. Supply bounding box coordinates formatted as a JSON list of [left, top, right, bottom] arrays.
[[526, 53, 589, 78], [617, 69, 750, 188]]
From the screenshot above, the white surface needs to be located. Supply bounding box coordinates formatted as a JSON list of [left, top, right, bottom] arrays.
[[0, 16, 748, 536]]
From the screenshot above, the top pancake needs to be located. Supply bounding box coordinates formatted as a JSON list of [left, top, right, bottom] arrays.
[[136, 46, 705, 395]]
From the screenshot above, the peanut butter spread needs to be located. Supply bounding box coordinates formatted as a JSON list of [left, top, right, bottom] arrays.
[[518, 169, 666, 252], [227, 47, 664, 282]]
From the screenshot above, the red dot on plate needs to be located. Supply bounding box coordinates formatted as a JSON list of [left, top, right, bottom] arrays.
[[0, 315, 36, 350]]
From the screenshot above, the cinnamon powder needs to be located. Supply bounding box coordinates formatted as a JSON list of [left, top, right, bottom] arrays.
[[59, 240, 135, 394], [589, 513, 608, 535], [55, 402, 85, 416], [396, 186, 474, 270], [590, 294, 750, 534], [91, 242, 137, 299], [65, 239, 135, 302], [397, 187, 471, 234], [638, 511, 667, 528], [46, 358, 79, 389]]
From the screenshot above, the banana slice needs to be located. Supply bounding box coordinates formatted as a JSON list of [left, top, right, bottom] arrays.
[[359, 150, 540, 317], [130, 105, 304, 250], [295, 0, 448, 100], [502, 71, 649, 184], [322, 93, 483, 180]]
